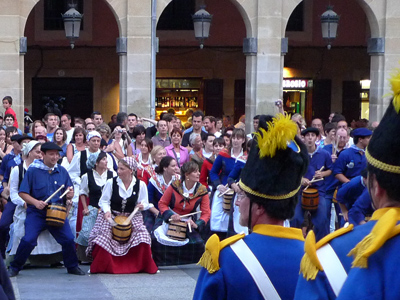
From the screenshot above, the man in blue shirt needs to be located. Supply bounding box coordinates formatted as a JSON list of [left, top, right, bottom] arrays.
[[291, 127, 333, 241], [8, 142, 84, 277], [332, 128, 372, 189]]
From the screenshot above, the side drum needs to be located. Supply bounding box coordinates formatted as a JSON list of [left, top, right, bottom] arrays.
[[112, 216, 132, 243], [222, 190, 234, 213], [46, 204, 67, 227], [302, 188, 319, 211], [167, 221, 187, 241]]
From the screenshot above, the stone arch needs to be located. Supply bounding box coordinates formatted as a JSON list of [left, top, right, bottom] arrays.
[[282, 0, 380, 39], [156, 0, 253, 38], [19, 0, 123, 37]]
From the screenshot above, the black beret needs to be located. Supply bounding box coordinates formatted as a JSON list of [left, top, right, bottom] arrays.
[[301, 127, 320, 137], [41, 142, 62, 152]]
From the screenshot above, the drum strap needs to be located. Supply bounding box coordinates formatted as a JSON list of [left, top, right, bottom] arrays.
[[316, 243, 347, 297], [230, 239, 281, 300]]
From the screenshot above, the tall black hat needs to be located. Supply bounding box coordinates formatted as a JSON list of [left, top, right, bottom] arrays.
[[239, 114, 309, 201], [366, 74, 400, 175]]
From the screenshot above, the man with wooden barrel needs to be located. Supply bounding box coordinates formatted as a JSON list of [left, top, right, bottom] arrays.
[[291, 127, 333, 241], [194, 114, 309, 300], [8, 142, 84, 277]]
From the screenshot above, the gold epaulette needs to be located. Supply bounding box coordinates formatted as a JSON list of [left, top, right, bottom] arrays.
[[197, 233, 245, 274], [300, 225, 354, 280], [348, 208, 400, 269]]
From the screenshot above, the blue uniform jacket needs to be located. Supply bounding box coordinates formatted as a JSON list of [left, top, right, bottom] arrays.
[[2, 155, 21, 185], [336, 175, 365, 209], [332, 147, 366, 187], [19, 163, 73, 205], [209, 149, 236, 187], [194, 225, 304, 300], [303, 148, 332, 197], [294, 208, 390, 300], [348, 189, 373, 226], [0, 151, 15, 177], [227, 158, 246, 186], [147, 181, 163, 210], [337, 213, 400, 300]]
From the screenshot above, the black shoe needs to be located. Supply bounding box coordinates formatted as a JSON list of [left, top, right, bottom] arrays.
[[67, 267, 85, 276], [8, 268, 19, 277]]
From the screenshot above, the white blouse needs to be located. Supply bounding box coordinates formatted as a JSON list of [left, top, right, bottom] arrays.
[[79, 169, 117, 197], [99, 176, 149, 213]]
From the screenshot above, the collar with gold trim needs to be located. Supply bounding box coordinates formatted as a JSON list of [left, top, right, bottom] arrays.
[[252, 224, 304, 241], [370, 207, 400, 221]]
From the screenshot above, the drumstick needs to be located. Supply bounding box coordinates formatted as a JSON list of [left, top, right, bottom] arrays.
[[310, 178, 324, 183], [187, 221, 192, 233], [218, 188, 233, 198], [303, 168, 325, 191], [168, 211, 202, 222], [59, 187, 72, 200], [122, 207, 140, 225], [217, 184, 229, 197], [44, 185, 65, 203]]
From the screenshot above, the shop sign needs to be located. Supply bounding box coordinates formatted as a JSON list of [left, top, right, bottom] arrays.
[[283, 79, 308, 89]]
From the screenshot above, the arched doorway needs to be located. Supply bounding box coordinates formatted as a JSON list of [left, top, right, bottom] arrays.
[[284, 0, 378, 125], [155, 0, 248, 124], [23, 0, 120, 122]]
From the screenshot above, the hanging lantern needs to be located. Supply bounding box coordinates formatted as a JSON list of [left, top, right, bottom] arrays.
[[321, 6, 340, 50], [62, 3, 83, 49], [192, 6, 212, 49]]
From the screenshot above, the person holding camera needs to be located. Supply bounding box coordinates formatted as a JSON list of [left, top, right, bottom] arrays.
[[107, 124, 132, 159]]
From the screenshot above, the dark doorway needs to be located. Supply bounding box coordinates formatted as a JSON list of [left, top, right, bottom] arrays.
[[342, 81, 361, 124], [312, 79, 332, 124], [234, 80, 245, 123], [32, 78, 93, 120], [203, 79, 223, 118]]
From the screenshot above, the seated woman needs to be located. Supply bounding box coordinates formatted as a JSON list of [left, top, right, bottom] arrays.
[[144, 156, 179, 233], [86, 157, 158, 274], [152, 161, 210, 266], [140, 145, 166, 184], [76, 151, 115, 261], [135, 138, 153, 184]]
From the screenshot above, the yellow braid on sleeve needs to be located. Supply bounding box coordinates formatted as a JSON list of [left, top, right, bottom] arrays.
[[197, 233, 245, 274], [348, 208, 400, 268]]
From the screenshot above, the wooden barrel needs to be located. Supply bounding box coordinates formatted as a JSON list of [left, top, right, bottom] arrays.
[[46, 204, 67, 227], [167, 221, 187, 241], [302, 188, 319, 211], [222, 190, 234, 213], [112, 216, 132, 243]]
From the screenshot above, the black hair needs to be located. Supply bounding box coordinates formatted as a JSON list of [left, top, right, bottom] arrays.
[[368, 165, 400, 202], [192, 110, 204, 120], [4, 114, 14, 121], [128, 113, 137, 118], [331, 114, 346, 123], [91, 112, 102, 119], [324, 122, 336, 134], [213, 137, 225, 147], [253, 115, 260, 120], [2, 96, 12, 105], [132, 125, 145, 138], [155, 156, 175, 175], [204, 133, 215, 142], [246, 192, 299, 220]]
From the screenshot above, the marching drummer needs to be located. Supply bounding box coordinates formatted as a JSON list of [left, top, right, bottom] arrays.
[[291, 127, 333, 241], [8, 142, 84, 277]]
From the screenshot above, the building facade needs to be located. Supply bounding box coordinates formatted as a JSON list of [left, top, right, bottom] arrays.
[[0, 0, 398, 131]]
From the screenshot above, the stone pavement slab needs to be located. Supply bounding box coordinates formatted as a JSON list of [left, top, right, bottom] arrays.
[[10, 264, 202, 300]]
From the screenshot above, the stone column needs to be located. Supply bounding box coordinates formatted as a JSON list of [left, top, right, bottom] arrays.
[[125, 1, 152, 117], [0, 5, 24, 130]]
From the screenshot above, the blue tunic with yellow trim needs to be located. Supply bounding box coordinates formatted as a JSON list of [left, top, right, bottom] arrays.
[[294, 208, 392, 300], [336, 212, 400, 300], [193, 225, 304, 300]]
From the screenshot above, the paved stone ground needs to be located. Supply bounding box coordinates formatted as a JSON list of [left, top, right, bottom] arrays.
[[10, 264, 201, 300]]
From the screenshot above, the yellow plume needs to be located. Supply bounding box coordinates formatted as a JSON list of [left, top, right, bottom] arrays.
[[255, 113, 297, 158], [389, 69, 400, 113]]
